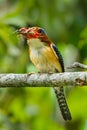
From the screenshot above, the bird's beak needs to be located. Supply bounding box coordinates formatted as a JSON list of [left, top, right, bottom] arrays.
[[15, 29, 21, 34], [15, 29, 27, 34], [15, 29, 34, 35]]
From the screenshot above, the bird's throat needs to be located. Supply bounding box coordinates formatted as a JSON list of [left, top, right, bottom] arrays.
[[28, 38, 45, 49]]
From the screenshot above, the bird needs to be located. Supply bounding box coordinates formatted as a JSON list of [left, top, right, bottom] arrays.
[[16, 26, 72, 121]]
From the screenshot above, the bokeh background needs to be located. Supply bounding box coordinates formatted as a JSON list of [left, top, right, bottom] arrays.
[[0, 0, 87, 130]]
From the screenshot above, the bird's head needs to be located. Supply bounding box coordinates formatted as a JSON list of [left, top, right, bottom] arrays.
[[16, 27, 51, 44]]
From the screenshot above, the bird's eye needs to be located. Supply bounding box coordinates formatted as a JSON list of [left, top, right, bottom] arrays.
[[38, 28, 46, 34]]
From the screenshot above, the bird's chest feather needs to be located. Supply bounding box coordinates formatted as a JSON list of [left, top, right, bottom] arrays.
[[28, 39, 62, 72], [30, 46, 54, 72]]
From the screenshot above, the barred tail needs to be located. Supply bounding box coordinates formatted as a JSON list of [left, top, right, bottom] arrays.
[[54, 87, 72, 121]]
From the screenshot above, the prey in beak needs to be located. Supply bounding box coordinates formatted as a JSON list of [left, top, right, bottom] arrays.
[[16, 28, 28, 34], [15, 27, 35, 39]]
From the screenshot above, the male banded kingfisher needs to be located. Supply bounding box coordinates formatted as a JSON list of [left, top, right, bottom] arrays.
[[17, 27, 72, 121]]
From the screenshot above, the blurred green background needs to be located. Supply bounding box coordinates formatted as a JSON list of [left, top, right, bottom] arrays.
[[0, 0, 87, 130]]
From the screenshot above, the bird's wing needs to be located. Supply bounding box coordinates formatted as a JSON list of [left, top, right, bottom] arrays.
[[51, 43, 65, 72]]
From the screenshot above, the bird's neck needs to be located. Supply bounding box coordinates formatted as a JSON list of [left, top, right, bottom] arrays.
[[27, 38, 45, 49]]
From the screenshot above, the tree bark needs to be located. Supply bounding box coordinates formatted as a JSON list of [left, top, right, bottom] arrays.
[[0, 72, 87, 87]]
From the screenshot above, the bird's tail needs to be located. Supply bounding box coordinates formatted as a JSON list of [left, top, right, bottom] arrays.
[[54, 86, 72, 121]]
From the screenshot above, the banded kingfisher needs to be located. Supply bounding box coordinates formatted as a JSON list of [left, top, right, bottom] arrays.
[[16, 27, 72, 121]]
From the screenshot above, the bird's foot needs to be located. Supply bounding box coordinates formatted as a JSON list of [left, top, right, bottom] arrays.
[[27, 72, 35, 76]]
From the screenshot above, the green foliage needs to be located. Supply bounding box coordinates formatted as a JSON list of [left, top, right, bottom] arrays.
[[0, 0, 87, 130]]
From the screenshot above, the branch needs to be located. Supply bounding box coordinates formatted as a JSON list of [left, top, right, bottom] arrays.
[[67, 62, 87, 70], [0, 72, 87, 87]]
